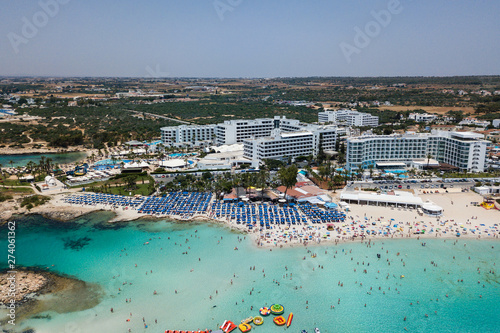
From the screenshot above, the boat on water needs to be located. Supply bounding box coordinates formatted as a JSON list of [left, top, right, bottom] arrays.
[[301, 330, 308, 333], [315, 328, 321, 333]]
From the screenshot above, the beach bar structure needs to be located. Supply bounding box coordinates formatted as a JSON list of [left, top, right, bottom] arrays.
[[340, 190, 443, 215]]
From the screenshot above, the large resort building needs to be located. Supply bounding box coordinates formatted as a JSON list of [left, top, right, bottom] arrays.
[[243, 125, 347, 163], [318, 109, 379, 127], [160, 115, 489, 173], [161, 124, 216, 145], [161, 116, 348, 165], [161, 117, 302, 146], [346, 131, 490, 172], [214, 117, 303, 145], [243, 129, 315, 163]]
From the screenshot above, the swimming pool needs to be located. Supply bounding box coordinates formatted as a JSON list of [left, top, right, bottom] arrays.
[[385, 169, 407, 174], [94, 159, 132, 166], [169, 153, 196, 158]]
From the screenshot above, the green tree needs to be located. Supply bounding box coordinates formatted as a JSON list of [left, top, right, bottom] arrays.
[[426, 153, 433, 169], [257, 169, 269, 201], [278, 165, 298, 199]]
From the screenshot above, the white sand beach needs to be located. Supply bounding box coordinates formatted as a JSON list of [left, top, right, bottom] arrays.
[[47, 188, 500, 250]]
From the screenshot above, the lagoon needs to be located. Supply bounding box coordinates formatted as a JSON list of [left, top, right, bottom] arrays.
[[0, 152, 87, 168], [0, 213, 498, 333]]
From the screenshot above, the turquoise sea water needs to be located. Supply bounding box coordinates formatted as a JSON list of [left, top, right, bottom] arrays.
[[0, 213, 499, 333], [0, 152, 86, 168]]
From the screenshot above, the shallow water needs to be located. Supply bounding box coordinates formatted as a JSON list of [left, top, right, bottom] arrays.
[[0, 152, 86, 168], [0, 213, 499, 333]]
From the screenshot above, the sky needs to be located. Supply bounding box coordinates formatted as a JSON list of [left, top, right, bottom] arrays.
[[1, 0, 499, 78]]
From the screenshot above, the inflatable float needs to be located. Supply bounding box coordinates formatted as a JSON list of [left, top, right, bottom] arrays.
[[270, 304, 284, 315], [238, 323, 251, 332], [253, 316, 263, 326], [274, 316, 286, 326], [259, 307, 271, 316], [286, 313, 293, 327], [220, 320, 237, 333]]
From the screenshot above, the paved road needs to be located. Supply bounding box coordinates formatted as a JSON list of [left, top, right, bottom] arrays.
[[123, 109, 192, 125]]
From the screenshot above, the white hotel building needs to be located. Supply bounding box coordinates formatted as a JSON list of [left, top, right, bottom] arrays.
[[161, 116, 303, 146], [243, 125, 347, 163], [161, 124, 216, 145], [319, 109, 379, 127], [214, 117, 302, 146], [243, 129, 315, 163], [346, 131, 490, 172], [408, 113, 438, 123], [161, 116, 348, 164]]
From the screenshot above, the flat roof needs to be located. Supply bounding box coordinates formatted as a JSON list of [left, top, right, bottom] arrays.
[[376, 162, 406, 167], [159, 160, 187, 168], [279, 131, 313, 137], [340, 191, 424, 205], [450, 132, 484, 139]]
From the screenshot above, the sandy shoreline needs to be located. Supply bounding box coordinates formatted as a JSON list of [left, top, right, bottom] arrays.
[[29, 190, 499, 250], [0, 146, 89, 156]]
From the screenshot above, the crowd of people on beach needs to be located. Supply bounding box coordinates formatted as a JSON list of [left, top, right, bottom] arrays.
[[63, 191, 499, 249]]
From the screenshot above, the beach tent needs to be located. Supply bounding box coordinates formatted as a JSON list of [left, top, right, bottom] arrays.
[[325, 202, 338, 210]]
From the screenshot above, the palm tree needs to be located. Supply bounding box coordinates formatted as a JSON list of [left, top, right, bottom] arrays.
[[331, 174, 343, 193], [278, 165, 298, 199], [258, 169, 269, 202], [426, 153, 433, 170], [38, 156, 46, 173], [356, 165, 364, 181], [9, 160, 14, 169], [15, 166, 23, 183], [408, 167, 416, 178], [368, 165, 374, 179], [318, 165, 329, 182], [45, 157, 53, 174]]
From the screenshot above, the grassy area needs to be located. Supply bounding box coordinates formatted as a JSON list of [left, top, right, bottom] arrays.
[[0, 187, 34, 195], [20, 195, 50, 210], [76, 173, 155, 196], [106, 183, 153, 196], [0, 178, 24, 186], [442, 172, 500, 179], [84, 182, 154, 196], [0, 193, 13, 202]]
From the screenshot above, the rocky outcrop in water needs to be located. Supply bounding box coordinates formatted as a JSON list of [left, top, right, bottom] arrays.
[[38, 209, 91, 221], [0, 270, 48, 305]]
